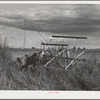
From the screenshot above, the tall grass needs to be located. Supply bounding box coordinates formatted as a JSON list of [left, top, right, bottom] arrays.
[[0, 41, 100, 90]]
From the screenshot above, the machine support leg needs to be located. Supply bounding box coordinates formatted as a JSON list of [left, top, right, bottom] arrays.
[[66, 48, 68, 66]]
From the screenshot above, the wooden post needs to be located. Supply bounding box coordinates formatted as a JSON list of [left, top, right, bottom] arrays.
[[61, 46, 63, 57], [23, 19, 26, 49], [43, 45, 45, 50], [66, 47, 68, 66]]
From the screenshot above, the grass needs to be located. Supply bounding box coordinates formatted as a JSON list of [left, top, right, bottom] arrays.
[[0, 42, 100, 90]]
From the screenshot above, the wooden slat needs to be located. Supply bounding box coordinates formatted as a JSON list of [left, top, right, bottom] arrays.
[[41, 43, 68, 46], [52, 35, 87, 39]]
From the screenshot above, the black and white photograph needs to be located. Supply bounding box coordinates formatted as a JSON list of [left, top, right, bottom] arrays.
[[1, 2, 100, 95]]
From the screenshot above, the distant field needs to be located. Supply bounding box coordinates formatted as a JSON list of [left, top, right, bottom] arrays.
[[1, 46, 100, 90], [11, 48, 100, 64], [81, 50, 100, 63], [11, 48, 41, 60]]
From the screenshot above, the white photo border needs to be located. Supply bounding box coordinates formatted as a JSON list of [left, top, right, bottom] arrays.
[[0, 1, 100, 99]]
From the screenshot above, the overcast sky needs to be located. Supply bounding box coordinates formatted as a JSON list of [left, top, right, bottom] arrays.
[[0, 4, 100, 48]]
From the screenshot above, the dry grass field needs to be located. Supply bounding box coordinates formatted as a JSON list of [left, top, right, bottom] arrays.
[[0, 43, 100, 90]]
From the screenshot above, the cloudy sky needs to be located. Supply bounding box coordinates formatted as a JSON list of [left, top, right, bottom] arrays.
[[0, 4, 100, 48]]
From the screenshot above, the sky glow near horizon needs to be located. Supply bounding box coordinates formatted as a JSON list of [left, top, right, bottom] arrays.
[[0, 4, 100, 48]]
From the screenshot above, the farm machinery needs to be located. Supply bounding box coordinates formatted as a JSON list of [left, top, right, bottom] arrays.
[[40, 35, 87, 71], [17, 19, 87, 71]]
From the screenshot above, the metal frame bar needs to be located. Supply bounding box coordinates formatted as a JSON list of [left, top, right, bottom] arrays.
[[52, 35, 87, 39], [41, 43, 68, 46]]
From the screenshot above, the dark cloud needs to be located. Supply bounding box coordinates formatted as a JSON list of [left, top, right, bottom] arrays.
[[0, 17, 100, 37], [0, 4, 100, 37]]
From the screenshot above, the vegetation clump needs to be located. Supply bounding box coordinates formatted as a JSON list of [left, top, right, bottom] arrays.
[[0, 41, 100, 90]]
